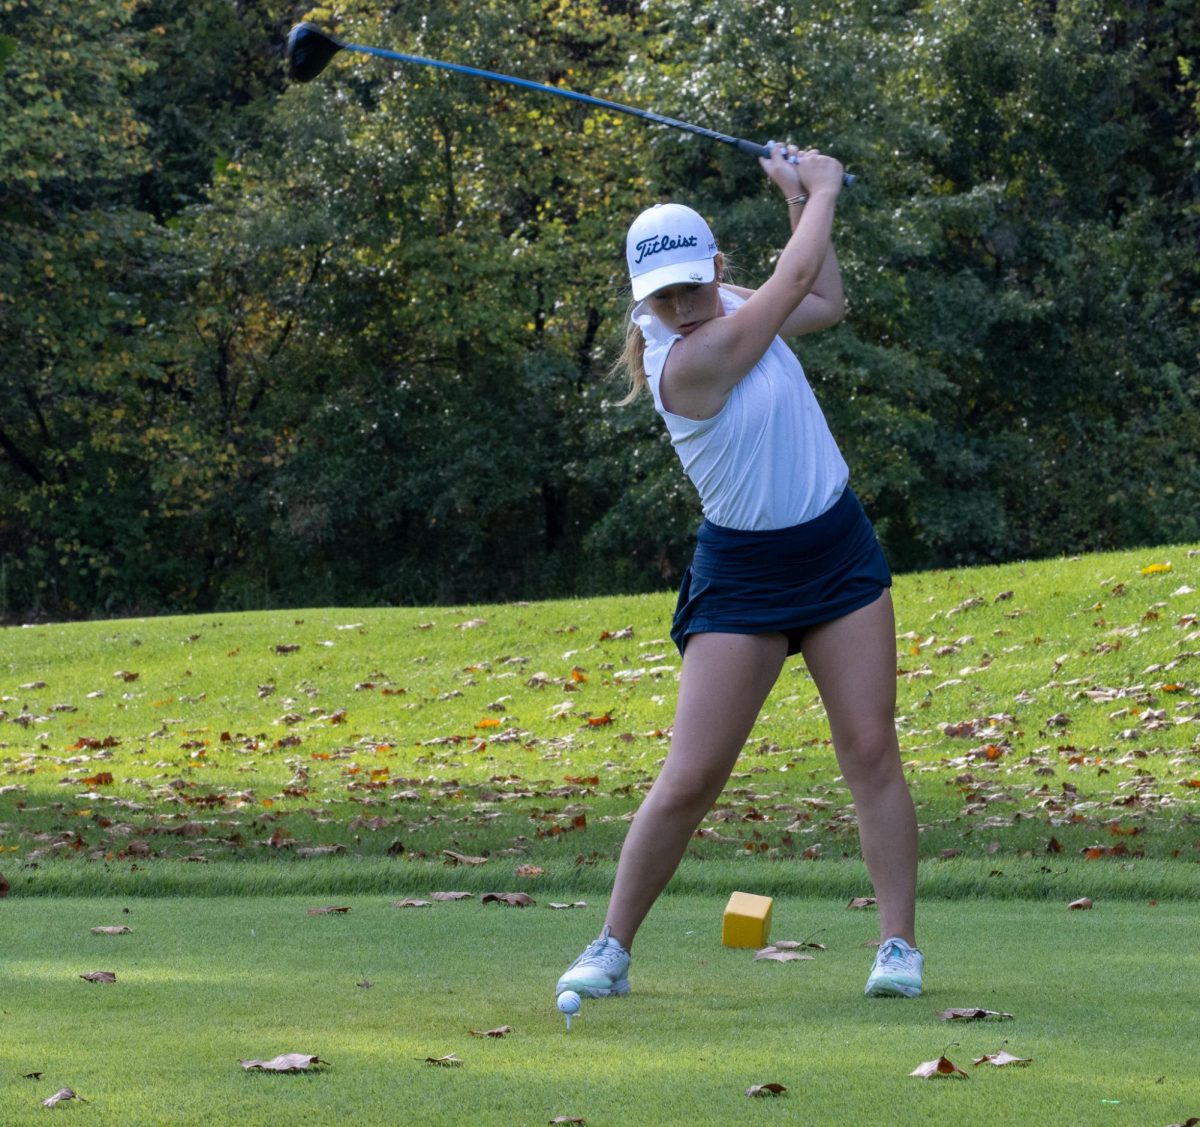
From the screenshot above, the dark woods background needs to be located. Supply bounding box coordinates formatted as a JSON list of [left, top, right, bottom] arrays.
[[1, 0, 1197, 619]]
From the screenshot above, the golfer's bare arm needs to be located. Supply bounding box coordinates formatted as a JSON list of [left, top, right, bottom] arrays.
[[661, 157, 844, 414], [722, 243, 845, 338]]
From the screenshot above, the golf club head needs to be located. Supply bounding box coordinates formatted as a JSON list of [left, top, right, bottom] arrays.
[[287, 22, 344, 83]]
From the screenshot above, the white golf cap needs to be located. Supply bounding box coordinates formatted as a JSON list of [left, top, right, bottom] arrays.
[[625, 203, 718, 301]]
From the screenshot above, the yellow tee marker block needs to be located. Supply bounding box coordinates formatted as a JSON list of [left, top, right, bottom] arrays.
[[722, 891, 773, 949]]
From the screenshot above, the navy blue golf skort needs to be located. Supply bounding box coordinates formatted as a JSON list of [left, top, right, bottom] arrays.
[[670, 487, 892, 657]]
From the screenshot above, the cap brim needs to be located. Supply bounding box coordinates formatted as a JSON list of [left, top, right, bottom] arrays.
[[630, 258, 716, 302]]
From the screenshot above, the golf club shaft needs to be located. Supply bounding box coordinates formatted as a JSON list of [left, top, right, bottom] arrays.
[[339, 40, 855, 184]]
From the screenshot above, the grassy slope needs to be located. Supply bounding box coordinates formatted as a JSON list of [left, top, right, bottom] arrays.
[[2, 545, 1198, 1125], [0, 541, 1197, 897]]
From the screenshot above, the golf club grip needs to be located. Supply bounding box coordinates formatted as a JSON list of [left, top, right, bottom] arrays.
[[737, 139, 855, 186]]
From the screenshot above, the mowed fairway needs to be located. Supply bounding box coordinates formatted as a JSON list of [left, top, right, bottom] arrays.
[[1, 542, 1198, 1123], [1, 894, 1198, 1126]]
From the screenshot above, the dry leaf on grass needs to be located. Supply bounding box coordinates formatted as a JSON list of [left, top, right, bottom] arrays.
[[937, 1007, 1014, 1022], [307, 906, 350, 915], [548, 901, 589, 910], [421, 1053, 463, 1067], [481, 891, 535, 907], [746, 1083, 787, 1097], [1068, 897, 1094, 910], [515, 864, 544, 877], [550, 1117, 586, 1125], [239, 1054, 327, 1072], [80, 971, 116, 983], [768, 936, 826, 951], [296, 845, 346, 858], [754, 947, 815, 962], [772, 936, 830, 950], [443, 850, 488, 866], [43, 1088, 85, 1107], [90, 926, 132, 935], [430, 891, 473, 901], [847, 897, 877, 909], [393, 899, 431, 908], [973, 1049, 1032, 1067], [468, 1026, 513, 1038], [1166, 1119, 1198, 1127], [910, 1055, 969, 1079]]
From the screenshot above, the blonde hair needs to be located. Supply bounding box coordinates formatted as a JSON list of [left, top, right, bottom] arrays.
[[612, 252, 727, 406], [614, 312, 648, 405]]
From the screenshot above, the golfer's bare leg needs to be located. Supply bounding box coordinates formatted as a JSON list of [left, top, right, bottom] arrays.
[[800, 590, 917, 944], [604, 631, 788, 950]]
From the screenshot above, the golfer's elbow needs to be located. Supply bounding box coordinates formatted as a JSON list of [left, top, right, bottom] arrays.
[[808, 292, 847, 332], [824, 292, 847, 326]]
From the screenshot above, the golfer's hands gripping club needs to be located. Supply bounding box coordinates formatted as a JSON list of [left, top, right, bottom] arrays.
[[759, 142, 846, 205]]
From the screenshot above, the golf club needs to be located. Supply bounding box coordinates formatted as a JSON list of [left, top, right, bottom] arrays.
[[286, 22, 854, 184]]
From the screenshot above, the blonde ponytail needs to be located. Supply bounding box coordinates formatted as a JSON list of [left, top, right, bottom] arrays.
[[611, 252, 726, 405], [613, 308, 648, 405]]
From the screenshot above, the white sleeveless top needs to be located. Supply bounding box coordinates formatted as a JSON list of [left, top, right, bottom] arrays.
[[637, 288, 848, 531]]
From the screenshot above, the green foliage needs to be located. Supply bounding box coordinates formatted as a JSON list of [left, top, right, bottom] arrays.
[[0, 0, 1197, 617]]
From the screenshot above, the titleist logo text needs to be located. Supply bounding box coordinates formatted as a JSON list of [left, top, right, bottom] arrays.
[[633, 233, 698, 265]]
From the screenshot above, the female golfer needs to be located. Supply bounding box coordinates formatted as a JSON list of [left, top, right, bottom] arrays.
[[555, 144, 922, 1003]]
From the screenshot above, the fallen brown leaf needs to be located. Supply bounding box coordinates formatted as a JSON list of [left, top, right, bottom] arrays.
[[746, 1083, 787, 1097], [973, 1049, 1032, 1067], [430, 891, 473, 901], [910, 1055, 969, 1079], [481, 891, 536, 907], [1068, 897, 1094, 910], [43, 1088, 84, 1107], [393, 899, 432, 908], [90, 926, 132, 935], [468, 1026, 513, 1038], [515, 864, 544, 877], [443, 850, 488, 866], [80, 971, 117, 984], [550, 1117, 586, 1125], [239, 1054, 327, 1072], [421, 1053, 463, 1067], [295, 845, 346, 857], [847, 897, 877, 909], [754, 947, 815, 962], [548, 901, 589, 910], [770, 937, 826, 951], [307, 906, 351, 915], [937, 1008, 1015, 1022]]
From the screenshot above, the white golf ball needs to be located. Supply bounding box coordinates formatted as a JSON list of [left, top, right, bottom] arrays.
[[556, 990, 582, 1015]]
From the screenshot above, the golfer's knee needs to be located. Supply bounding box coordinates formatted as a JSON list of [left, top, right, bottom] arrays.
[[649, 773, 723, 820], [834, 728, 901, 784]]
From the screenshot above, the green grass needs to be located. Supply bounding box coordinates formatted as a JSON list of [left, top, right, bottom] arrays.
[[1, 893, 1197, 1126], [1, 543, 1198, 1124], [1, 540, 1197, 891]]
